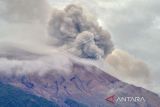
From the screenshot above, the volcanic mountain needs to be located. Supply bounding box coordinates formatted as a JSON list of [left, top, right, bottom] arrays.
[[0, 54, 160, 107]]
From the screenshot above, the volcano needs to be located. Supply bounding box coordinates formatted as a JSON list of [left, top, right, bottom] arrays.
[[0, 56, 160, 107]]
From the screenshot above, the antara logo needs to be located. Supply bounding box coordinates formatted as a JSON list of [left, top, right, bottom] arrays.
[[105, 95, 115, 104], [105, 95, 146, 104]]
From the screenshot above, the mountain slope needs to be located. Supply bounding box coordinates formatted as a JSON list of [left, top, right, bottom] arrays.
[[0, 60, 160, 107], [0, 82, 59, 107]]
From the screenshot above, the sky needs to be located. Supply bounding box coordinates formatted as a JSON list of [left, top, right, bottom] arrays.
[[48, 0, 160, 94], [0, 0, 159, 95]]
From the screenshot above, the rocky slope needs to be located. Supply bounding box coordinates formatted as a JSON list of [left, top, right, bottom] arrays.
[[0, 59, 160, 107]]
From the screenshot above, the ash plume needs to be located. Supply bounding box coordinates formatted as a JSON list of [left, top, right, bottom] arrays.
[[48, 4, 114, 59], [106, 49, 150, 85]]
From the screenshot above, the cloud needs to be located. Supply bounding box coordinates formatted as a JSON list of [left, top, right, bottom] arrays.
[[0, 53, 73, 76], [0, 0, 56, 56], [0, 0, 50, 23], [106, 49, 150, 85], [48, 4, 113, 59]]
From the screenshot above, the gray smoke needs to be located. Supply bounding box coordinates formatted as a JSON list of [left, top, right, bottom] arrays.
[[48, 4, 113, 59]]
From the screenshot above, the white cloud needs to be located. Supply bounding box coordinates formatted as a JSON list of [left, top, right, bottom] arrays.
[[0, 52, 73, 76]]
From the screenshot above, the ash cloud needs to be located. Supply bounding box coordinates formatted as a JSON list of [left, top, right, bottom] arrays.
[[48, 4, 113, 59], [106, 49, 150, 85]]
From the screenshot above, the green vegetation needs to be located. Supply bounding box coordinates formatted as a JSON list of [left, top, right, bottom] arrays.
[[0, 82, 59, 107]]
